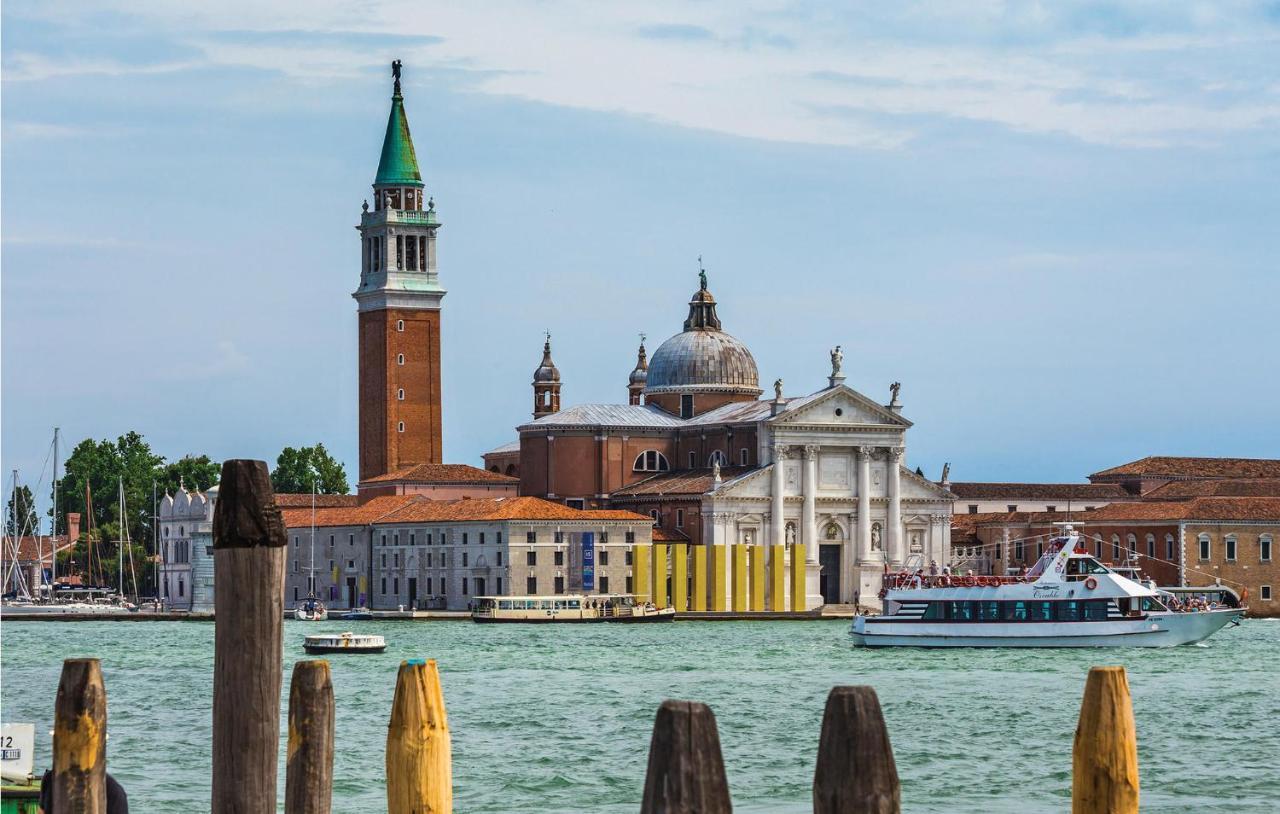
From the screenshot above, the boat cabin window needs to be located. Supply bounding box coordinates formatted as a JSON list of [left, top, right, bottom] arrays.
[[936, 599, 1114, 622], [568, 599, 581, 609], [1065, 557, 1110, 578], [1140, 596, 1167, 612]]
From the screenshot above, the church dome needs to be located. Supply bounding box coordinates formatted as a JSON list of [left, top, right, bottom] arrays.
[[532, 336, 560, 383], [644, 274, 760, 396]]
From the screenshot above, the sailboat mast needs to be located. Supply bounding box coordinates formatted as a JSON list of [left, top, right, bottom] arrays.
[[310, 477, 317, 597], [118, 477, 125, 597], [51, 428, 59, 595]]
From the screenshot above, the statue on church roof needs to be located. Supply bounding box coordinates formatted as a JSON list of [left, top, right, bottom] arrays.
[[774, 378, 783, 401], [830, 345, 843, 378], [889, 381, 901, 406]]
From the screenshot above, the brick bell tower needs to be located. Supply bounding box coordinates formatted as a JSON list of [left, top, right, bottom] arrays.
[[353, 60, 444, 481]]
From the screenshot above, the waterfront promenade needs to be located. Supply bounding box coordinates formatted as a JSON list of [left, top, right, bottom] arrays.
[[3, 618, 1275, 812]]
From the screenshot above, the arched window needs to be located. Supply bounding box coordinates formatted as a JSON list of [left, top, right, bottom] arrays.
[[1125, 533, 1137, 560], [1110, 534, 1121, 561], [1093, 535, 1102, 559], [1165, 533, 1175, 560], [505, 464, 517, 476], [398, 421, 405, 433], [740, 448, 749, 466], [1224, 534, 1237, 562], [179, 526, 184, 537], [397, 353, 405, 365], [1145, 534, 1155, 558], [1197, 533, 1211, 561], [397, 388, 405, 401], [396, 319, 404, 332], [633, 450, 670, 472], [708, 450, 728, 468]]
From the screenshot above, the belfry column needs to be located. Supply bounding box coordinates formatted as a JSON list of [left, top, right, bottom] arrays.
[[802, 446, 818, 563], [886, 447, 903, 566], [856, 447, 872, 561], [770, 443, 786, 547]]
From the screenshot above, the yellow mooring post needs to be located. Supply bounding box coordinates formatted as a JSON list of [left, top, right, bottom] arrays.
[[731, 544, 748, 612], [769, 544, 787, 611], [633, 544, 651, 603], [651, 543, 669, 608], [790, 543, 807, 612], [1072, 666, 1139, 814], [386, 659, 452, 814], [749, 546, 767, 611], [691, 545, 708, 612], [671, 543, 688, 612], [711, 545, 728, 612]]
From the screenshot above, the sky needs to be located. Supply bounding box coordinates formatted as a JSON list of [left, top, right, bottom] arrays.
[[3, 1, 1279, 513]]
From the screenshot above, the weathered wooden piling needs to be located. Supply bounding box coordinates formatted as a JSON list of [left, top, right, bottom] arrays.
[[813, 686, 900, 814], [1072, 666, 1139, 814], [211, 459, 287, 813], [52, 658, 107, 813], [639, 700, 732, 814], [286, 660, 335, 814], [386, 659, 452, 814]]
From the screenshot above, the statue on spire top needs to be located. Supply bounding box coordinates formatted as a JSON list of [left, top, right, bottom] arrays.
[[392, 59, 403, 94]]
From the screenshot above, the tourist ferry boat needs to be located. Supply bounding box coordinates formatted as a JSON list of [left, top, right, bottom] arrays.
[[471, 594, 677, 623], [852, 525, 1244, 647], [302, 632, 386, 654]]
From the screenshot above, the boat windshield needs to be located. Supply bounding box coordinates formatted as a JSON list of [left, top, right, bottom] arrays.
[[1064, 557, 1110, 579]]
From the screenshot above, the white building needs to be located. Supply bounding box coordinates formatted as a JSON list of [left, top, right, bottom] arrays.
[[158, 484, 216, 612]]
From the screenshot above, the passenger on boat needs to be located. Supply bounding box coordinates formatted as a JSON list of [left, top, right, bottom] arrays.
[[928, 560, 939, 576]]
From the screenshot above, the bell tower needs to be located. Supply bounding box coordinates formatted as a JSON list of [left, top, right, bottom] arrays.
[[353, 60, 445, 481], [532, 334, 561, 419]]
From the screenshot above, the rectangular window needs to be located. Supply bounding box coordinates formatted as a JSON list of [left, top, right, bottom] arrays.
[[527, 531, 536, 544], [393, 578, 399, 594], [497, 532, 503, 544], [526, 576, 537, 594], [381, 578, 387, 594], [496, 577, 503, 594], [381, 534, 387, 547], [1057, 601, 1084, 621], [1262, 585, 1272, 601], [410, 533, 415, 546], [626, 575, 634, 593], [676, 509, 684, 528], [1262, 539, 1273, 562], [462, 552, 469, 567], [1225, 538, 1237, 561], [462, 532, 468, 545], [527, 550, 537, 566], [1001, 601, 1028, 622], [1007, 505, 1017, 512], [599, 575, 609, 593], [381, 553, 387, 568], [1094, 538, 1102, 559], [427, 533, 433, 545], [1027, 601, 1053, 622], [426, 578, 433, 594], [689, 451, 697, 469], [740, 448, 749, 466], [968, 505, 978, 514], [293, 586, 298, 601], [1200, 538, 1211, 561], [948, 602, 974, 621], [1046, 506, 1056, 513], [329, 534, 335, 548], [1014, 540, 1024, 561], [348, 534, 354, 546], [994, 543, 1002, 560], [1166, 537, 1175, 560], [1083, 600, 1109, 621], [462, 577, 468, 595], [426, 553, 432, 568], [1146, 536, 1154, 557], [497, 551, 503, 566], [625, 549, 633, 565], [922, 602, 945, 620], [554, 531, 564, 545], [554, 550, 564, 566], [680, 394, 694, 418], [975, 601, 1001, 621], [626, 531, 635, 544], [599, 550, 608, 566], [554, 576, 565, 594], [480, 532, 486, 545]]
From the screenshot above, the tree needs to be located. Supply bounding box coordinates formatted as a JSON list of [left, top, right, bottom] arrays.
[[271, 444, 350, 494], [6, 485, 36, 536], [157, 454, 222, 496]]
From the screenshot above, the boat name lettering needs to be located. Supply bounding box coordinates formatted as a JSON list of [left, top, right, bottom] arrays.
[[1032, 586, 1060, 598]]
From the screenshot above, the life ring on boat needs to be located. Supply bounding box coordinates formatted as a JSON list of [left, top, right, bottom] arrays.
[[961, 576, 976, 587], [981, 576, 996, 588], [1085, 577, 1098, 591]]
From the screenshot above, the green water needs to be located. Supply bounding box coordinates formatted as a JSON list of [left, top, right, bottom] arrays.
[[1, 619, 1275, 812]]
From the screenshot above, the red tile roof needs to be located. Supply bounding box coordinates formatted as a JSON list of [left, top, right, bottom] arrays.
[[281, 495, 649, 528], [6, 536, 75, 563], [612, 467, 755, 497], [359, 464, 518, 485], [1141, 479, 1280, 500], [972, 497, 1280, 526], [652, 527, 690, 542], [274, 494, 362, 509], [946, 482, 1130, 500], [1090, 457, 1280, 480]]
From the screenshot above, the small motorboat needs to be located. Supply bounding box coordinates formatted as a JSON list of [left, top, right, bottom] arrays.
[[295, 597, 328, 621], [336, 607, 374, 620], [471, 594, 678, 623], [302, 632, 386, 654]]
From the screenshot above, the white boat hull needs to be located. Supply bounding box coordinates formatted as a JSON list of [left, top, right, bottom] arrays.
[[851, 607, 1241, 648]]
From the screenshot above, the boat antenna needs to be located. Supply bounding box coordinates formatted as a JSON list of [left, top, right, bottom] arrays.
[[51, 428, 59, 597]]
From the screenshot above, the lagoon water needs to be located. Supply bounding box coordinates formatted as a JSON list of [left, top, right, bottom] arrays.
[[2, 619, 1276, 812]]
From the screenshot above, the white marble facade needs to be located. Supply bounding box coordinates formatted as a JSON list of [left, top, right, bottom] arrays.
[[701, 383, 954, 609]]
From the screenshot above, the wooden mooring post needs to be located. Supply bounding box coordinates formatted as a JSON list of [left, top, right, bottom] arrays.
[[813, 686, 901, 814], [386, 658, 452, 814], [285, 660, 335, 814], [211, 459, 287, 813], [52, 658, 107, 813], [1072, 665, 1139, 814], [639, 700, 732, 814]]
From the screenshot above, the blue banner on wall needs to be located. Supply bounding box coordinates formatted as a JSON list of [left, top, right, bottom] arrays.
[[582, 532, 595, 592]]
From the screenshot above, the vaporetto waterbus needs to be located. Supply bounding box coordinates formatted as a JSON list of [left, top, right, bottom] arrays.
[[471, 594, 676, 623], [852, 525, 1244, 647]]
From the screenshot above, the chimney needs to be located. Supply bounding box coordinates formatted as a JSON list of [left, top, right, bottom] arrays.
[[66, 512, 81, 544]]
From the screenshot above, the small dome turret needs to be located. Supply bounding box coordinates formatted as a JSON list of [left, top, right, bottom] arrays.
[[532, 334, 562, 418], [628, 335, 649, 405]]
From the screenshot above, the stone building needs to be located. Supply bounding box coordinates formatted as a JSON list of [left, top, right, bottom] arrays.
[[487, 273, 955, 609], [158, 484, 215, 612], [280, 495, 653, 611]]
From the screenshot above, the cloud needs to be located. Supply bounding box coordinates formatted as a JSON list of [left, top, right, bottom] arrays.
[[4, 1, 1279, 149], [2, 121, 88, 139]]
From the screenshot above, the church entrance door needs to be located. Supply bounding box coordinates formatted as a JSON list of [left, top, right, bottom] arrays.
[[819, 544, 841, 604]]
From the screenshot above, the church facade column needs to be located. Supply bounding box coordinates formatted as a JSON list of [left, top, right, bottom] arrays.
[[856, 446, 872, 561], [886, 447, 903, 566], [770, 443, 786, 548], [802, 445, 818, 564]]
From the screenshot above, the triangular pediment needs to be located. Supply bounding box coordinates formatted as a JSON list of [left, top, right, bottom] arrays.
[[769, 385, 911, 428], [711, 465, 774, 498], [900, 466, 955, 500]]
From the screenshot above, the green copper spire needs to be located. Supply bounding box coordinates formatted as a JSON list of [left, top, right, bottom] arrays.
[[374, 60, 423, 187]]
